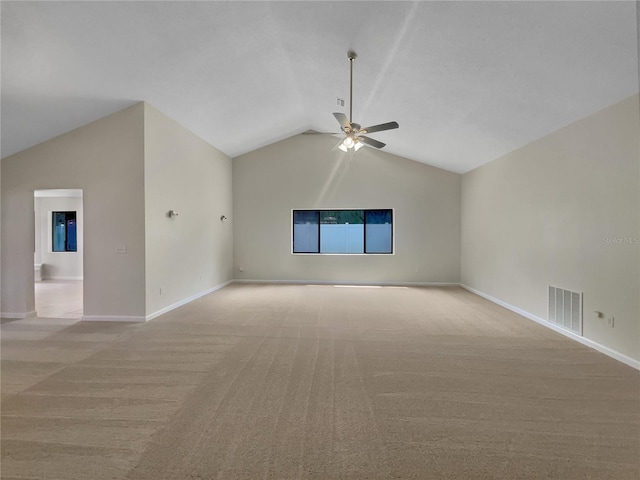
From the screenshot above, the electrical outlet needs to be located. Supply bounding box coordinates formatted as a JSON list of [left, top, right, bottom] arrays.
[[607, 316, 615, 328]]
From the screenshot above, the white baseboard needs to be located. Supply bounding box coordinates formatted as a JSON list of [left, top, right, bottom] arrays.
[[233, 279, 459, 287], [79, 281, 233, 323], [145, 280, 233, 321], [43, 276, 83, 281], [461, 284, 640, 371], [1, 310, 37, 319], [81, 315, 146, 323]]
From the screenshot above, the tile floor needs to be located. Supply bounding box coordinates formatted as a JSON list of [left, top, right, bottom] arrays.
[[34, 280, 83, 319]]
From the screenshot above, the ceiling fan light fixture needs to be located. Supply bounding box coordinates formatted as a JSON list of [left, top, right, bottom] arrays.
[[343, 136, 355, 148], [354, 139, 364, 151], [338, 143, 348, 152]]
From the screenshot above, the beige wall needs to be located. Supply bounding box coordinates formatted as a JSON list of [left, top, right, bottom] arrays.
[[1, 103, 146, 319], [143, 104, 234, 316], [461, 94, 640, 363], [35, 194, 84, 280], [233, 134, 461, 284], [0, 152, 1, 315], [1, 102, 233, 320]]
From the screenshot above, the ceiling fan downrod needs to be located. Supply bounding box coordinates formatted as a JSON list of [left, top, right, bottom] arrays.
[[348, 50, 357, 123]]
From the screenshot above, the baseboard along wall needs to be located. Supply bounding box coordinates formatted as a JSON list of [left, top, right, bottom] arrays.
[[144, 280, 233, 321], [43, 276, 84, 281], [233, 279, 460, 287], [81, 315, 147, 323], [460, 284, 639, 371], [0, 310, 37, 319]]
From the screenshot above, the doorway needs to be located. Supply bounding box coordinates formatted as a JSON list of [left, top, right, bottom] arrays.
[[34, 189, 84, 318]]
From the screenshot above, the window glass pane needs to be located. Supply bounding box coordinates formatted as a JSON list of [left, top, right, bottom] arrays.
[[66, 213, 77, 251], [321, 211, 364, 224], [293, 210, 319, 253], [53, 212, 66, 252], [365, 209, 392, 253], [320, 210, 364, 253]]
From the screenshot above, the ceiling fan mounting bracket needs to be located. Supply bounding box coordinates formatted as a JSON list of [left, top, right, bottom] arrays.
[[347, 50, 357, 61]]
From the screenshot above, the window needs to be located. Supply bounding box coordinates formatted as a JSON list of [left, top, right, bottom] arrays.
[[292, 209, 393, 254], [52, 211, 77, 252]]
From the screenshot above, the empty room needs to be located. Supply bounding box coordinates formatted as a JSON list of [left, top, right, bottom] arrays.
[[1, 1, 638, 479]]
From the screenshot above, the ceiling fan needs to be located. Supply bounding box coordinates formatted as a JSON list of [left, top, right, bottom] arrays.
[[333, 50, 399, 152]]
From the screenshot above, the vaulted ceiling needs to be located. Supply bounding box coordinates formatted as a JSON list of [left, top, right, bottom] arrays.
[[2, 1, 638, 173]]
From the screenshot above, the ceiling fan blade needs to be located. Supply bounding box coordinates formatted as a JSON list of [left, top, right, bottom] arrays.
[[361, 121, 399, 134], [333, 112, 351, 131], [359, 136, 386, 149]]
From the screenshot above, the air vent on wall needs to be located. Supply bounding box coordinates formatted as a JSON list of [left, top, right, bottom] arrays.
[[548, 286, 583, 335]]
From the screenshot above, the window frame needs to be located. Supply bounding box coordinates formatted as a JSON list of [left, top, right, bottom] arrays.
[[52, 211, 78, 253], [291, 208, 394, 255]]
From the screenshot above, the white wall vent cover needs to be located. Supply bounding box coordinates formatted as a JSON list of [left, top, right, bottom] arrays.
[[548, 286, 583, 336]]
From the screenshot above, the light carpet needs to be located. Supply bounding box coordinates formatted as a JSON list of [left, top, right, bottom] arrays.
[[2, 284, 638, 479]]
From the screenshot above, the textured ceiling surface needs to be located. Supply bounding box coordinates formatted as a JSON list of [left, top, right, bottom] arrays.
[[2, 1, 638, 173]]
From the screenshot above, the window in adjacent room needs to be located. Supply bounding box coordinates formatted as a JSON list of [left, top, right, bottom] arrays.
[[292, 209, 393, 254], [52, 211, 77, 252]]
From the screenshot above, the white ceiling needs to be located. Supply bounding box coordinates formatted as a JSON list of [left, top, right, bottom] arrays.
[[2, 1, 638, 173]]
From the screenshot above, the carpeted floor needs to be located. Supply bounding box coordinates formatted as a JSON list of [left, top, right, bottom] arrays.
[[2, 284, 638, 479]]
